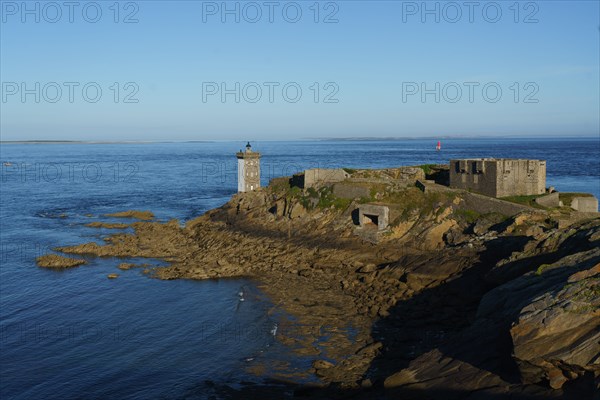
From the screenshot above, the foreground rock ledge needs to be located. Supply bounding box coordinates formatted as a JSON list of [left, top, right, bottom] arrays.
[[42, 169, 600, 398]]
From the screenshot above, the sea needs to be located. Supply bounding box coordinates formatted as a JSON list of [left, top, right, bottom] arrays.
[[1, 138, 599, 399]]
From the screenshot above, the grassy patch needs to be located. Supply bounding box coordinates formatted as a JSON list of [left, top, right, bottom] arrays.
[[315, 187, 351, 210], [573, 280, 600, 301], [289, 186, 302, 197], [382, 187, 455, 222], [418, 164, 437, 176], [501, 194, 546, 209], [569, 280, 600, 313], [535, 264, 551, 276], [292, 186, 352, 211], [269, 177, 292, 194], [454, 209, 481, 224], [343, 168, 357, 175]]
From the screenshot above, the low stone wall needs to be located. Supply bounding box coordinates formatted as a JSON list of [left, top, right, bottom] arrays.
[[461, 192, 534, 217], [333, 183, 370, 199], [270, 176, 291, 187], [351, 167, 425, 182], [416, 180, 453, 194], [304, 168, 349, 188]]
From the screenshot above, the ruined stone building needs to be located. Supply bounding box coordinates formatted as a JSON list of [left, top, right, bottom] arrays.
[[237, 142, 261, 192], [449, 158, 546, 198]]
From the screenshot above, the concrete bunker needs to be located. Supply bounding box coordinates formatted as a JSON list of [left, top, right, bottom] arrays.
[[358, 204, 389, 231], [571, 196, 599, 213], [449, 158, 546, 198]]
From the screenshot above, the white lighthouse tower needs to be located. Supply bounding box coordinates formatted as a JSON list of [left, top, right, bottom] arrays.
[[236, 142, 261, 192]]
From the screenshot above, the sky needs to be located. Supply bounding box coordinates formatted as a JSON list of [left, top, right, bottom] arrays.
[[1, 0, 599, 141]]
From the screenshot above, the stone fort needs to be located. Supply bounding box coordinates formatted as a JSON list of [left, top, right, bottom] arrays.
[[449, 158, 546, 198]]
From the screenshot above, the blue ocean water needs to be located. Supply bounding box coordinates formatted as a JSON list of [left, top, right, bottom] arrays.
[[1, 138, 599, 399]]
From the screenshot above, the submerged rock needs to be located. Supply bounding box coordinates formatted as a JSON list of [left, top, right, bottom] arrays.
[[117, 263, 137, 270], [105, 210, 155, 221], [86, 221, 129, 229]]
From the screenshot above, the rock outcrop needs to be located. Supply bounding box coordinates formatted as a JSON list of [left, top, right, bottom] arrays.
[[104, 210, 155, 220], [39, 170, 600, 398], [36, 254, 87, 268]]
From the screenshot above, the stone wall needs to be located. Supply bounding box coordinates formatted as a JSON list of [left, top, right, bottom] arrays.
[[303, 168, 349, 188], [495, 159, 546, 198], [449, 159, 546, 198], [460, 192, 534, 217], [416, 180, 452, 194]]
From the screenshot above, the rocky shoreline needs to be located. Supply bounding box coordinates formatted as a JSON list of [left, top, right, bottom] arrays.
[[39, 168, 599, 399]]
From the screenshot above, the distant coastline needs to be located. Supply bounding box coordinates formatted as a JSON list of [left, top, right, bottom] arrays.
[[0, 140, 214, 145], [311, 135, 600, 141], [1, 136, 597, 144]]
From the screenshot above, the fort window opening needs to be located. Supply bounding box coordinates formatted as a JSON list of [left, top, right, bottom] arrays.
[[363, 214, 379, 227]]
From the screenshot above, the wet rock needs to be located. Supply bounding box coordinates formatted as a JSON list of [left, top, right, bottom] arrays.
[[36, 254, 87, 268], [105, 210, 154, 220], [86, 221, 129, 229], [312, 360, 334, 370], [107, 273, 119, 279], [356, 341, 382, 356], [312, 359, 335, 377]]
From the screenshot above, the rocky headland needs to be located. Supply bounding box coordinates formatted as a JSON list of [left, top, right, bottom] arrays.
[[39, 166, 599, 399]]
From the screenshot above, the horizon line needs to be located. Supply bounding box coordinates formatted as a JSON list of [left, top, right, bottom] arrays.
[[1, 134, 599, 145]]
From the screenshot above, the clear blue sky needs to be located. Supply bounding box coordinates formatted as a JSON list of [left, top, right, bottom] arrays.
[[1, 0, 599, 140]]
